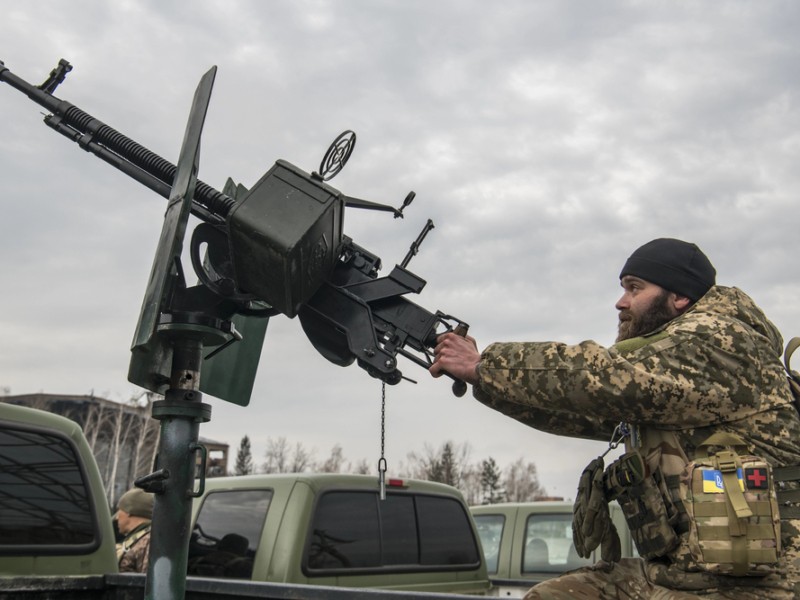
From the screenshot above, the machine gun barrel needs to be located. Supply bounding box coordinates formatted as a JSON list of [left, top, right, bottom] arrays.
[[0, 58, 234, 225]]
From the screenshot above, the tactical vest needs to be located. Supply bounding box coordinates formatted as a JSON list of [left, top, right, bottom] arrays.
[[116, 523, 151, 563], [604, 333, 794, 575], [607, 430, 782, 576]]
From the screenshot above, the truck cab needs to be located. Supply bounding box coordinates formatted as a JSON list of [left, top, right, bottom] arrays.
[[470, 501, 635, 597], [188, 473, 491, 594], [0, 402, 118, 576]]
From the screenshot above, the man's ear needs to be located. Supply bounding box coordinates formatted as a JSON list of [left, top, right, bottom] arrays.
[[672, 294, 692, 312]]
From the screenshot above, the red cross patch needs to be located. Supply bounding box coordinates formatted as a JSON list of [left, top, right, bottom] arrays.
[[745, 467, 769, 490]]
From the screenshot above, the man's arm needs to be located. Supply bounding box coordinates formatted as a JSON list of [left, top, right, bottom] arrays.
[[431, 332, 618, 440], [473, 385, 619, 441], [473, 330, 774, 429]]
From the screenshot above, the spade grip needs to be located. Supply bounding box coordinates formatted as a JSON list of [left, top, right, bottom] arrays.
[[450, 323, 469, 397]]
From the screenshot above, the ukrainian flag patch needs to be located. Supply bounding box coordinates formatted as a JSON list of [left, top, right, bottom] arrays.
[[702, 468, 744, 493]]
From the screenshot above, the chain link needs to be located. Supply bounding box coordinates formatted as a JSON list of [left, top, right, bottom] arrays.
[[380, 381, 386, 460], [378, 382, 387, 500]]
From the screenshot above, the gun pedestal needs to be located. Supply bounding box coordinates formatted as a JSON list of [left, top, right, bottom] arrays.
[[137, 324, 217, 600]]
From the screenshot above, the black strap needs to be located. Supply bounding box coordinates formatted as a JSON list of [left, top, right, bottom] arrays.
[[774, 465, 800, 482]]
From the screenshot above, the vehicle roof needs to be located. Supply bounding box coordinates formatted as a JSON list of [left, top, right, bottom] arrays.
[[470, 501, 574, 513], [0, 400, 83, 435], [201, 472, 467, 497]]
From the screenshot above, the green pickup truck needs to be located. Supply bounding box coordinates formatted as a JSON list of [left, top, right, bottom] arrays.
[[0, 402, 119, 577], [470, 501, 635, 598], [0, 402, 490, 598], [187, 473, 491, 594]]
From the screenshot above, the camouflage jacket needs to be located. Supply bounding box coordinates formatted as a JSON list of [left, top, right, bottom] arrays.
[[474, 286, 800, 465], [474, 285, 800, 590], [117, 523, 151, 573]]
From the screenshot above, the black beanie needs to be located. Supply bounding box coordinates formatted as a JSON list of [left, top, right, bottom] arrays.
[[620, 238, 716, 302]]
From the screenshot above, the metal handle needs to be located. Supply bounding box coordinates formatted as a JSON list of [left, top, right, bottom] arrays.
[[189, 442, 207, 498], [451, 323, 469, 397]]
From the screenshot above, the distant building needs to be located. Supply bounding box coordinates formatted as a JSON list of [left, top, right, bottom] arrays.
[[1, 393, 229, 504]]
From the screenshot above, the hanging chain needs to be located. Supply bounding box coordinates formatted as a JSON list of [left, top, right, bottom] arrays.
[[378, 381, 388, 500], [380, 381, 386, 458]]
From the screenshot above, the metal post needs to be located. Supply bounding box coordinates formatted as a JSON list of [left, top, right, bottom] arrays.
[[141, 337, 211, 600]]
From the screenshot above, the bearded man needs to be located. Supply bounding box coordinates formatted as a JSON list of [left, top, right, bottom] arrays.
[[431, 238, 800, 599]]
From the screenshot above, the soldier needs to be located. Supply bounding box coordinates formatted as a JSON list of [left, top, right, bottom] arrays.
[[114, 487, 154, 573], [431, 238, 800, 599]]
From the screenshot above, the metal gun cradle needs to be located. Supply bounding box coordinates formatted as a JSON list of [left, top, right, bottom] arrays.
[[0, 58, 469, 405]]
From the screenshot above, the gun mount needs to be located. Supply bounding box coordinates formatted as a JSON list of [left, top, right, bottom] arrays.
[[2, 57, 474, 600], [0, 58, 469, 403]]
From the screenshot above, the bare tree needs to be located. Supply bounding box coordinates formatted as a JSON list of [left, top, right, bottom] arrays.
[[129, 397, 159, 484], [352, 458, 371, 475], [458, 463, 481, 506], [79, 399, 108, 454], [104, 401, 132, 504], [262, 437, 290, 473], [290, 441, 314, 472], [318, 444, 346, 473], [262, 437, 315, 473], [503, 458, 547, 502], [406, 441, 472, 488]]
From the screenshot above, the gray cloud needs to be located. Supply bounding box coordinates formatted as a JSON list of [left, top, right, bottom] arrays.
[[2, 0, 798, 497]]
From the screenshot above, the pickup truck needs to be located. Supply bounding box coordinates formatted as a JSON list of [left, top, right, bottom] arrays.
[[0, 402, 119, 577], [187, 473, 491, 594], [470, 501, 636, 598], [0, 401, 490, 599]]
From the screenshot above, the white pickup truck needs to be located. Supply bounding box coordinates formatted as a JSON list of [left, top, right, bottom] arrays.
[[470, 501, 636, 598]]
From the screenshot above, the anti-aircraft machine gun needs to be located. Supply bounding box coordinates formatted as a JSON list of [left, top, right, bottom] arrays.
[[0, 59, 468, 600]]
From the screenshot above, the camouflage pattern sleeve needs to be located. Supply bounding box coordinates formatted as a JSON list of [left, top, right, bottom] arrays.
[[472, 287, 795, 434], [472, 378, 618, 441]]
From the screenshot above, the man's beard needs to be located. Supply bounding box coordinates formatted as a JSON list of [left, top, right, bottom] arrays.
[[616, 290, 677, 342]]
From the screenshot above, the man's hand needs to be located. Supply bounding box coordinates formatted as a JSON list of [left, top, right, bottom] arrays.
[[430, 332, 481, 385]]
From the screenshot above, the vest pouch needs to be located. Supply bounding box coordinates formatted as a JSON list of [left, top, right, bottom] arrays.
[[612, 451, 680, 559], [679, 432, 781, 576]]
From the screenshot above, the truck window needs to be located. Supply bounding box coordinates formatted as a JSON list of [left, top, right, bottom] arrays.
[[522, 512, 591, 573], [0, 424, 98, 553], [188, 489, 272, 579], [305, 491, 480, 573], [417, 495, 480, 565], [471, 514, 505, 574]]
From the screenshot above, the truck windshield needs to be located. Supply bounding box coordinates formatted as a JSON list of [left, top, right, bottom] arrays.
[[522, 513, 592, 573]]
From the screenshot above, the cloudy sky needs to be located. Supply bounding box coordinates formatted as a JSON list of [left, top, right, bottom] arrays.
[[2, 1, 798, 499]]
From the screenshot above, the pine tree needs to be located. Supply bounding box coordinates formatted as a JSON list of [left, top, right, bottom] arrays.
[[439, 442, 459, 486], [479, 457, 505, 504], [234, 435, 254, 476]]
